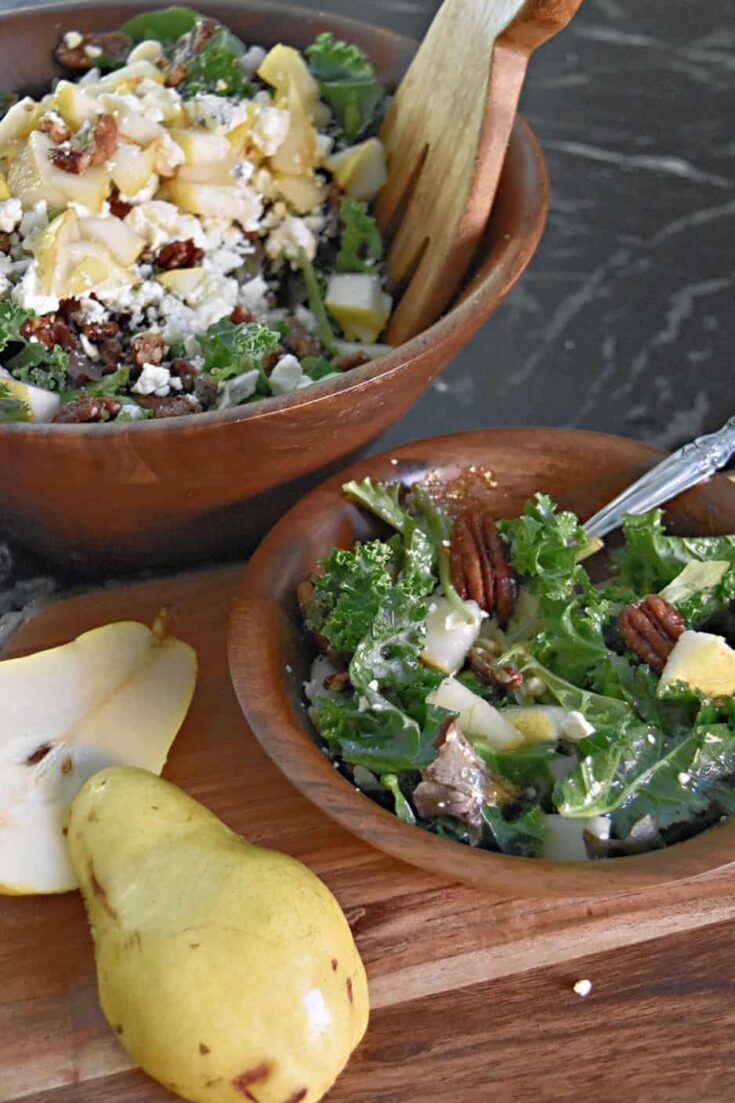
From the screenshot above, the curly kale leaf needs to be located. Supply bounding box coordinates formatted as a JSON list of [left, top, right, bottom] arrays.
[[614, 508, 735, 593], [198, 319, 280, 382], [306, 32, 384, 139], [182, 27, 253, 97], [499, 493, 588, 604], [482, 804, 547, 858], [336, 198, 383, 273], [307, 540, 396, 653], [0, 302, 32, 353]]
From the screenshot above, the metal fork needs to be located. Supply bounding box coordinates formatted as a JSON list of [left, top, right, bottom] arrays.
[[583, 416, 735, 541]]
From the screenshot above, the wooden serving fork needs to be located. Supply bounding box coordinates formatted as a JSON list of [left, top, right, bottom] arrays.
[[376, 0, 584, 346]]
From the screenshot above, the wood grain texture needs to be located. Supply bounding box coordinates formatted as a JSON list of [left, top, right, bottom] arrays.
[[0, 1, 548, 576], [378, 0, 582, 345], [230, 427, 735, 896], [2, 560, 735, 1102]]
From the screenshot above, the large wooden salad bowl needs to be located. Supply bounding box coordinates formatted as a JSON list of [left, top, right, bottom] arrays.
[[0, 0, 548, 574], [229, 428, 735, 896]]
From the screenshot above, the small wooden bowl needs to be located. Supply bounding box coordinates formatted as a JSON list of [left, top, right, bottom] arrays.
[[229, 428, 735, 896], [0, 0, 548, 575]]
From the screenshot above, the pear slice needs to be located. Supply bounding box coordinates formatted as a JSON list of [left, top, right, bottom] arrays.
[[80, 215, 146, 267], [324, 138, 387, 201], [420, 594, 485, 675], [658, 629, 735, 697], [0, 368, 60, 422], [0, 620, 196, 895], [427, 678, 524, 750]]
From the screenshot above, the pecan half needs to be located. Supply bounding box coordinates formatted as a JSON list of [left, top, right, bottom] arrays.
[[89, 113, 118, 166], [156, 238, 204, 270], [40, 114, 71, 144], [283, 318, 322, 360], [468, 646, 523, 691], [19, 314, 72, 349], [130, 332, 166, 370], [229, 306, 254, 325], [50, 145, 89, 174], [135, 394, 200, 419], [109, 188, 132, 220], [618, 594, 685, 673], [449, 512, 518, 627], [0, 232, 12, 254], [53, 31, 131, 71], [54, 396, 122, 423]]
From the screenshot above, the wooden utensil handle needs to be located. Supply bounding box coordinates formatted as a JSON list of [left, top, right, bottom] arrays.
[[504, 0, 586, 52]]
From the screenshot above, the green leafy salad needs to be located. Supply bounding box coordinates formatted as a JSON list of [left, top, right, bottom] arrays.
[[299, 478, 735, 861], [0, 8, 392, 423]]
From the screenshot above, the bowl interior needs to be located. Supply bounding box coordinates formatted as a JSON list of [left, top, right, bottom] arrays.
[[229, 428, 735, 896]]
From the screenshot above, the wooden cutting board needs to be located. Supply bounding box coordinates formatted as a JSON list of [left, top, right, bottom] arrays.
[[2, 564, 735, 1103]]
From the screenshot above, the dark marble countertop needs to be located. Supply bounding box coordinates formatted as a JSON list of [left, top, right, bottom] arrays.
[[1, 0, 733, 619]]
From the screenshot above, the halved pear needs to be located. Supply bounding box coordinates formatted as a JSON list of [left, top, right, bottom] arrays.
[[0, 620, 197, 894], [109, 140, 159, 198], [325, 138, 387, 201], [80, 215, 146, 267], [325, 272, 392, 343]]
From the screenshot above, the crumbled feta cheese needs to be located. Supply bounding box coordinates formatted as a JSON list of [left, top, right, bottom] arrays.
[[240, 45, 266, 74], [63, 30, 84, 49], [561, 711, 596, 742], [132, 363, 171, 397], [218, 369, 260, 408], [79, 334, 100, 361], [678, 771, 691, 785], [215, 79, 228, 93], [12, 267, 59, 315], [269, 354, 304, 395], [232, 159, 256, 183], [265, 216, 317, 264], [294, 304, 316, 331], [573, 979, 593, 998], [186, 94, 249, 133], [84, 44, 103, 59], [118, 175, 161, 206], [154, 131, 186, 175], [18, 201, 49, 246], [0, 199, 23, 234], [78, 297, 110, 325], [125, 201, 207, 250], [314, 133, 334, 164], [238, 275, 270, 316], [251, 106, 290, 157]]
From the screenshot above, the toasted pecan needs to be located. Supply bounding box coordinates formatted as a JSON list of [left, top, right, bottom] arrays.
[[618, 594, 684, 673]]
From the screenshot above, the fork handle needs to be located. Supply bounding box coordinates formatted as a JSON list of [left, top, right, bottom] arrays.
[[583, 417, 735, 541]]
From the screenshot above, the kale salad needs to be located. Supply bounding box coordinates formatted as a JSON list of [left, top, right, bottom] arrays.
[[299, 478, 735, 861], [0, 6, 392, 424]]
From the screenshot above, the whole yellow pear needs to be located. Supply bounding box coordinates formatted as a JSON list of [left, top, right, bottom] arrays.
[[67, 767, 369, 1103]]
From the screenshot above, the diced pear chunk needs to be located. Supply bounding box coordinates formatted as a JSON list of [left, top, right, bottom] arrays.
[[157, 267, 206, 295], [325, 138, 387, 201], [501, 706, 569, 744], [0, 97, 42, 144], [177, 159, 238, 186], [56, 241, 135, 299], [168, 178, 262, 229], [81, 60, 165, 95], [269, 78, 316, 177], [80, 215, 146, 267], [326, 272, 392, 343], [54, 81, 100, 130], [109, 140, 158, 197], [8, 131, 110, 211], [542, 814, 611, 862], [658, 629, 735, 697], [274, 172, 328, 214], [169, 128, 232, 166], [257, 44, 320, 111], [0, 369, 60, 422], [420, 594, 485, 675], [427, 678, 524, 750], [31, 208, 81, 294]]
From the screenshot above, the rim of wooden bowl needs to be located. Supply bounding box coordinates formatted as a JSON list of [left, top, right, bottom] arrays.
[[0, 0, 548, 435], [229, 427, 735, 897]]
